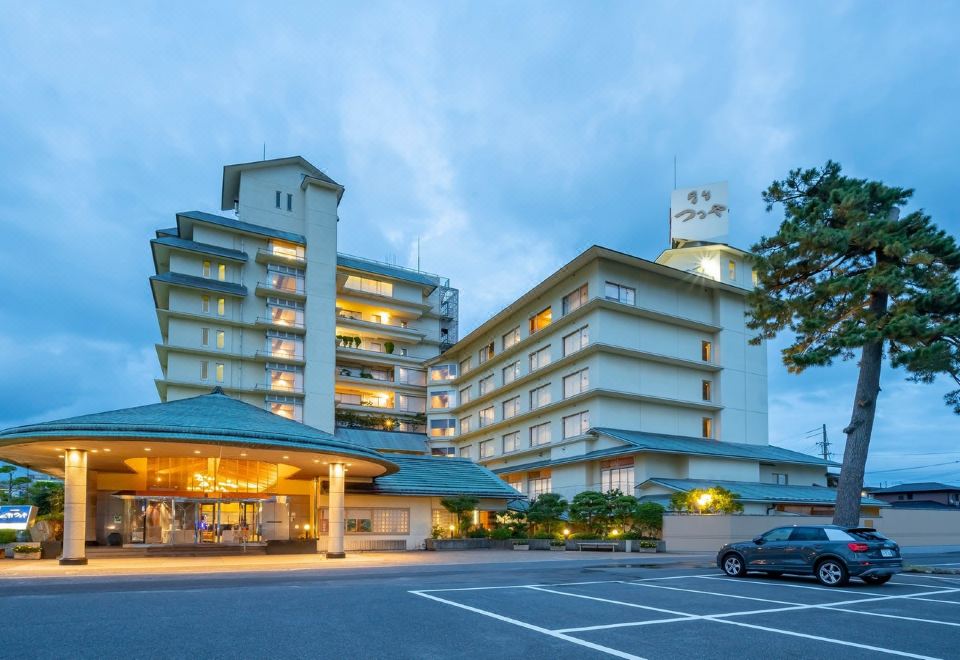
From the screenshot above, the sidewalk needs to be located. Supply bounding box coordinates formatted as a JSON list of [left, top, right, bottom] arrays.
[[0, 549, 712, 580]]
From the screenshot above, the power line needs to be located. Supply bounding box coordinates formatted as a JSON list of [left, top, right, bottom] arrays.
[[866, 460, 960, 474]]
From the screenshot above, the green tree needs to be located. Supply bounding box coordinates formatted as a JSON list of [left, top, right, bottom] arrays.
[[28, 481, 64, 516], [607, 492, 640, 533], [669, 487, 742, 514], [0, 464, 15, 500], [633, 502, 665, 538], [748, 161, 960, 525], [568, 491, 608, 536], [525, 493, 567, 535], [440, 495, 479, 537]]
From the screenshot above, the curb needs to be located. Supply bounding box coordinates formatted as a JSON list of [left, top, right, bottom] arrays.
[[903, 564, 960, 575]]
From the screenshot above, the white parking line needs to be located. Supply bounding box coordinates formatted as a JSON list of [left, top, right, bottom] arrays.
[[556, 616, 698, 633], [409, 590, 647, 660], [417, 580, 621, 593], [827, 606, 960, 627], [622, 580, 802, 606], [526, 586, 692, 617], [697, 574, 937, 596]]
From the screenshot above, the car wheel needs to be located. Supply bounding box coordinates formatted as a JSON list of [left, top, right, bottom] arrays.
[[815, 559, 849, 587], [722, 553, 746, 577], [862, 575, 892, 585]]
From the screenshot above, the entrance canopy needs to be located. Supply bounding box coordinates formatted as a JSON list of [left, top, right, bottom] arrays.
[[0, 388, 397, 480]]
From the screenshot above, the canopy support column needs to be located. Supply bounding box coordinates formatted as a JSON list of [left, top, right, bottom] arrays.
[[327, 462, 346, 558], [60, 449, 88, 565]]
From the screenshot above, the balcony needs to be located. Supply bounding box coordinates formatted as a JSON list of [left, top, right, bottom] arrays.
[[256, 277, 306, 301], [255, 315, 306, 334], [256, 247, 306, 267], [256, 348, 305, 365], [255, 382, 304, 395]]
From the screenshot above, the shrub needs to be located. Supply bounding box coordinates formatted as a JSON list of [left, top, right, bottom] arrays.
[[467, 528, 489, 538], [639, 540, 657, 548], [489, 527, 513, 540], [0, 530, 16, 544], [384, 341, 395, 354], [13, 545, 40, 554], [430, 525, 444, 540], [531, 531, 554, 539]]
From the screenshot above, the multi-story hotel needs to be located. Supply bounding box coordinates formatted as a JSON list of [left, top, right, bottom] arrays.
[[150, 156, 457, 435]]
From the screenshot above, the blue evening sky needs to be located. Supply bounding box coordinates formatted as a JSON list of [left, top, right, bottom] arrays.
[[1, 2, 957, 484]]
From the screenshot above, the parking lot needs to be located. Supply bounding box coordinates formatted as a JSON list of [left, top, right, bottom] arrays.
[[412, 569, 960, 659]]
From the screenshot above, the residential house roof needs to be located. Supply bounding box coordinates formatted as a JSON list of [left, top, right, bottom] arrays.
[[870, 482, 960, 494]]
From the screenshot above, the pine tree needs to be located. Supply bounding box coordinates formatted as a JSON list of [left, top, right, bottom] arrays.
[[748, 161, 960, 526]]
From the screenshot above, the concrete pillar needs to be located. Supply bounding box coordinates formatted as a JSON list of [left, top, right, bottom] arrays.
[[61, 449, 88, 565], [327, 462, 345, 558]]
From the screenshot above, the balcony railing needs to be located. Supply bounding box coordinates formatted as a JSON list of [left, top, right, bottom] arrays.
[[257, 279, 306, 296], [256, 315, 305, 330], [257, 247, 306, 265], [255, 382, 304, 394], [336, 312, 412, 330], [257, 348, 304, 361]]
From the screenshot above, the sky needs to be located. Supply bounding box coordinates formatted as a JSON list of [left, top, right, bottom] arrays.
[[0, 1, 958, 485]]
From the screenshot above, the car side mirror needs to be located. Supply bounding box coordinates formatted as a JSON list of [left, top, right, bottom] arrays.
[[753, 536, 764, 545]]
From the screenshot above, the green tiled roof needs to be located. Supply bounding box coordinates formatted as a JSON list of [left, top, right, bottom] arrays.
[[177, 211, 306, 245], [150, 271, 248, 297], [334, 427, 429, 454], [371, 455, 523, 499], [152, 236, 248, 262], [595, 428, 837, 467], [640, 478, 888, 506], [0, 389, 395, 471]]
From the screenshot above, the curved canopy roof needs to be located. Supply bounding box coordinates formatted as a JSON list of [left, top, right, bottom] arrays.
[[0, 389, 397, 477]]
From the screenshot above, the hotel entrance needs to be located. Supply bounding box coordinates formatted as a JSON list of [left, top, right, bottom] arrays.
[[118, 496, 268, 545]]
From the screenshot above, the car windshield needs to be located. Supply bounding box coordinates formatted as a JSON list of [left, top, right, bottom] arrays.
[[848, 528, 887, 541]]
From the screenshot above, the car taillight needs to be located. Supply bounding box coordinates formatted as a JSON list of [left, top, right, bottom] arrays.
[[848, 542, 869, 552]]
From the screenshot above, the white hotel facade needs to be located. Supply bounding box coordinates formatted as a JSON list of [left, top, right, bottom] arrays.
[[151, 156, 838, 516]]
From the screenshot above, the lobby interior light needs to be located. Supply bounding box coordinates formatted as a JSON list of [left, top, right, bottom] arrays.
[[103, 448, 111, 452], [144, 448, 152, 452]]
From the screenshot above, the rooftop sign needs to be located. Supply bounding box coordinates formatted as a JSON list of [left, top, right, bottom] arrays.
[[670, 181, 729, 245]]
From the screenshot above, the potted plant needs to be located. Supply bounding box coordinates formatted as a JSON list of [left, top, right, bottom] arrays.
[[639, 540, 658, 553], [13, 544, 41, 560], [384, 341, 395, 354], [353, 336, 362, 349], [549, 539, 566, 551]]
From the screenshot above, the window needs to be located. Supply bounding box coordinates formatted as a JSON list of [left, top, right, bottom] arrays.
[[459, 357, 472, 375], [605, 281, 636, 305], [275, 190, 282, 209], [600, 457, 634, 493], [459, 416, 472, 434], [772, 473, 788, 485], [267, 263, 305, 294], [200, 361, 209, 380], [530, 422, 551, 446], [563, 368, 589, 398], [320, 508, 410, 534], [286, 193, 293, 212], [459, 386, 472, 405], [202, 260, 211, 278], [563, 411, 589, 438], [479, 375, 494, 396], [266, 395, 302, 422], [506, 476, 524, 493], [563, 326, 589, 356], [761, 528, 793, 542], [266, 363, 302, 392], [344, 275, 393, 297], [529, 307, 552, 334], [789, 527, 827, 542], [429, 364, 457, 382], [397, 368, 426, 386], [431, 447, 455, 458], [397, 395, 426, 413], [562, 284, 589, 315], [701, 340, 712, 362], [479, 341, 494, 364], [217, 298, 225, 316], [702, 380, 712, 401], [216, 330, 225, 350], [267, 297, 304, 328], [215, 363, 224, 383], [218, 263, 226, 281], [201, 327, 209, 346], [502, 397, 520, 420], [503, 327, 520, 351], [502, 361, 519, 385], [479, 406, 494, 428], [502, 432, 519, 453], [529, 346, 551, 371], [200, 295, 210, 313], [702, 417, 713, 439], [530, 384, 551, 410], [429, 419, 456, 437], [751, 269, 759, 287], [528, 474, 552, 499], [430, 391, 454, 409], [459, 445, 472, 459], [728, 260, 736, 280], [479, 439, 495, 459]]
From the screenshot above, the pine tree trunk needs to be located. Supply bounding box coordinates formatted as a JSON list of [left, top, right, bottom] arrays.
[[833, 291, 888, 526]]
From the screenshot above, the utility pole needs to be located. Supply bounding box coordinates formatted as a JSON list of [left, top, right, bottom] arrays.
[[815, 424, 831, 462]]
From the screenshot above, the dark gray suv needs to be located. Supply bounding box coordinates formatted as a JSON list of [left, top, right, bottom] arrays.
[[717, 525, 902, 587]]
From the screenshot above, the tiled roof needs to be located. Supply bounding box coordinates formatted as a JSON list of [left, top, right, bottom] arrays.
[[156, 227, 179, 238], [177, 211, 306, 245], [870, 482, 960, 494], [334, 427, 429, 454], [152, 236, 248, 262], [640, 478, 888, 506], [371, 455, 523, 499], [595, 428, 837, 467], [150, 271, 248, 297], [0, 389, 393, 470], [336, 254, 442, 290]]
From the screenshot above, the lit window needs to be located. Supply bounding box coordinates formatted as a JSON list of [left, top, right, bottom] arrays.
[[563, 368, 589, 398], [459, 445, 472, 459], [479, 375, 494, 396], [479, 341, 494, 364], [344, 275, 393, 297], [459, 385, 472, 405], [216, 330, 225, 350], [502, 432, 519, 453], [275, 191, 282, 209], [201, 327, 209, 346], [502, 327, 520, 351], [562, 284, 589, 315], [397, 395, 425, 413], [430, 391, 454, 409], [267, 395, 303, 422], [267, 264, 305, 294], [200, 361, 209, 380], [479, 439, 495, 459], [502, 361, 520, 385], [702, 417, 713, 439], [266, 363, 303, 392], [397, 368, 426, 386], [202, 260, 211, 278], [319, 508, 410, 534], [266, 332, 302, 359], [528, 473, 552, 499], [429, 419, 456, 437], [529, 307, 552, 334], [530, 384, 551, 410], [563, 411, 589, 438], [702, 380, 712, 401], [286, 193, 293, 211], [200, 295, 210, 313], [217, 298, 225, 316], [459, 416, 472, 434], [478, 406, 494, 428], [215, 363, 224, 383], [429, 364, 457, 381], [530, 422, 551, 446], [218, 263, 226, 281], [459, 357, 472, 375], [701, 340, 712, 362], [562, 326, 589, 356], [506, 476, 524, 493], [502, 397, 520, 420], [604, 281, 636, 305], [728, 260, 736, 280], [600, 457, 634, 493], [529, 346, 551, 371]]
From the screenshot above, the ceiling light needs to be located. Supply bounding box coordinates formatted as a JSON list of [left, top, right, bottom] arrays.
[[144, 448, 152, 452], [103, 448, 111, 453], [193, 450, 201, 455], [283, 455, 290, 459]]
